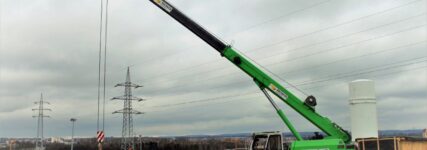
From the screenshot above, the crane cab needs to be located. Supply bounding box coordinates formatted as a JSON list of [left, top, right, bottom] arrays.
[[251, 131, 356, 150], [251, 131, 285, 150]]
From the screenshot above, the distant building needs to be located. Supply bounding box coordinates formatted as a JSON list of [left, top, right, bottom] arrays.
[[50, 137, 66, 144], [5, 140, 15, 145], [423, 129, 427, 138], [0, 143, 6, 148], [50, 137, 73, 145]]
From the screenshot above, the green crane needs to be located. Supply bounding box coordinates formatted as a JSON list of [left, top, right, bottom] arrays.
[[149, 0, 355, 149]]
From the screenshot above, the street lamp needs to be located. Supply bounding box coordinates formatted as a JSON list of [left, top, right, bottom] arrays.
[[70, 118, 77, 150]]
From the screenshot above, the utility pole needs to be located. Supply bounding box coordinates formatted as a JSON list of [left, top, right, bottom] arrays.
[[112, 67, 145, 150], [32, 93, 51, 150], [139, 135, 142, 150], [70, 118, 77, 150]]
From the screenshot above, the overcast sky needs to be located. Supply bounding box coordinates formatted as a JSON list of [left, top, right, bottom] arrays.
[[0, 0, 426, 138]]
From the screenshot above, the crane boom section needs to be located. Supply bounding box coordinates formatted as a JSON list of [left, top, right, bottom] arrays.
[[149, 0, 351, 143]]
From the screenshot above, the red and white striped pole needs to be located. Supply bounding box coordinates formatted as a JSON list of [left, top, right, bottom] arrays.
[[97, 131, 105, 143], [97, 131, 105, 150]]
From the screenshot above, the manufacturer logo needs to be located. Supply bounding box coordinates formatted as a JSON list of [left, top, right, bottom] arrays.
[[269, 84, 288, 100], [154, 0, 173, 12]]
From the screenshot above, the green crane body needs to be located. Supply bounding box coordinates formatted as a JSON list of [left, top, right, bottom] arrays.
[[149, 0, 353, 149]]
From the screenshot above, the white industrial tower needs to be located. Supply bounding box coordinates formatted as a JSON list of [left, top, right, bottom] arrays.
[[112, 67, 144, 150], [32, 93, 51, 150], [349, 79, 378, 141]]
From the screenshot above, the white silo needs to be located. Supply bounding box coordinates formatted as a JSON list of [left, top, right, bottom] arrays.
[[349, 79, 378, 141]]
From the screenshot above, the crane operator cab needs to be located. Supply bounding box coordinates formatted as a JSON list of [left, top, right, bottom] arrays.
[[251, 131, 286, 150], [251, 131, 356, 150]]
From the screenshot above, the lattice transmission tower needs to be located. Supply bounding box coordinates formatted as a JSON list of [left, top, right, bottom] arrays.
[[32, 93, 51, 150], [112, 67, 144, 150]]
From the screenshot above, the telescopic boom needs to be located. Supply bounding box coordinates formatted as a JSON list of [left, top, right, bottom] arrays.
[[149, 0, 351, 143]]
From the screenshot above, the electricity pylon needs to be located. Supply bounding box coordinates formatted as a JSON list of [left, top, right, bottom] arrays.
[[112, 67, 144, 150], [32, 93, 51, 150]]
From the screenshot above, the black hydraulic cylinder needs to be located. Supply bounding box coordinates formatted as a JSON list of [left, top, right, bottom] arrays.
[[149, 0, 227, 53]]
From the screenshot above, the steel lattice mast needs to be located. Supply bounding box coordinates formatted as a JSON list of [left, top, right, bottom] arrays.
[[32, 93, 51, 150], [112, 67, 144, 150]]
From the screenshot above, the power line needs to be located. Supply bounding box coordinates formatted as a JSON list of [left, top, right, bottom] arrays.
[[228, 0, 333, 37], [139, 25, 425, 92], [169, 25, 425, 92], [294, 57, 427, 86], [151, 90, 257, 108], [144, 43, 425, 96], [145, 56, 426, 99], [183, 24, 426, 88], [117, 0, 334, 73], [96, 0, 108, 147], [237, 49, 309, 96], [145, 93, 263, 113], [108, 0, 425, 111], [96, 0, 104, 133], [264, 24, 425, 67], [147, 65, 427, 110], [248, 13, 425, 59], [102, 0, 109, 133], [142, 24, 424, 88], [245, 0, 423, 54], [146, 64, 427, 109], [136, 14, 425, 85], [282, 41, 425, 76], [128, 0, 423, 82], [152, 41, 425, 92]]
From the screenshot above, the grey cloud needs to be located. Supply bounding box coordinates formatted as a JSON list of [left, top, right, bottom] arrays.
[[1, 0, 426, 138]]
